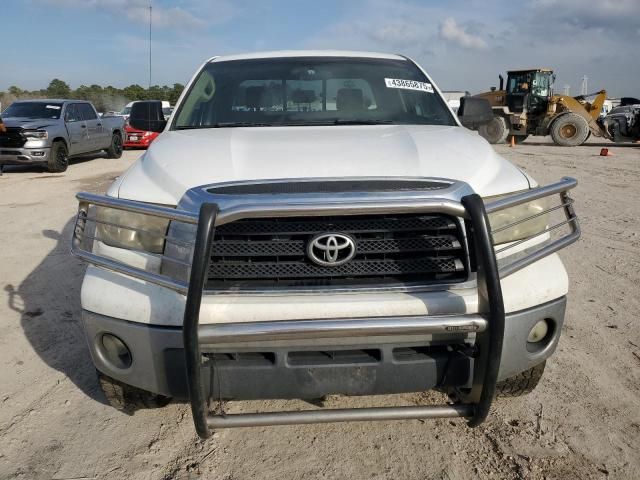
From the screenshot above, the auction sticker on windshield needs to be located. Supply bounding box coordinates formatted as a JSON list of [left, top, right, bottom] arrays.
[[385, 78, 434, 93]]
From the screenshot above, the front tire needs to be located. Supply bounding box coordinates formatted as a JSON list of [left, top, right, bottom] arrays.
[[47, 141, 69, 173], [106, 133, 123, 159], [478, 116, 509, 144], [550, 113, 590, 146], [97, 371, 171, 412], [496, 361, 546, 397]]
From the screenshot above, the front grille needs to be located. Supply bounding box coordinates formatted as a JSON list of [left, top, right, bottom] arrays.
[[0, 127, 26, 148], [206, 214, 468, 289]]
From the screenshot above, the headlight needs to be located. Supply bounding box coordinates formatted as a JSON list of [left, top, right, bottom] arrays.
[[95, 206, 170, 254], [23, 129, 48, 140], [486, 194, 549, 245]]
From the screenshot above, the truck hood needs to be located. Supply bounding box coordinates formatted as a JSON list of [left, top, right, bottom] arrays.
[[2, 117, 58, 129], [114, 124, 531, 205]]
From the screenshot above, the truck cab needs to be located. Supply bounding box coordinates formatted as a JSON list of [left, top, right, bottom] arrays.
[[504, 68, 554, 114]]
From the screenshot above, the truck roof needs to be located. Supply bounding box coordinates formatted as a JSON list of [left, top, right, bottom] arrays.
[[208, 50, 407, 63], [507, 68, 553, 74], [10, 99, 89, 104]]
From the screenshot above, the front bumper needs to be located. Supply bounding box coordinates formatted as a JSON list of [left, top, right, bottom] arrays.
[[82, 296, 565, 400], [0, 146, 50, 165]]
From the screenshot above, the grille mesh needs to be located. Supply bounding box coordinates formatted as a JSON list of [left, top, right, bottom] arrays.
[[207, 214, 467, 289], [0, 128, 26, 148]]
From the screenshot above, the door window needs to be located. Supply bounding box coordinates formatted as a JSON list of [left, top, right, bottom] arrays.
[[78, 103, 97, 121], [65, 104, 82, 122]]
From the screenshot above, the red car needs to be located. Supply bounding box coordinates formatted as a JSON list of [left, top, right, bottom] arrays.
[[124, 124, 159, 149]]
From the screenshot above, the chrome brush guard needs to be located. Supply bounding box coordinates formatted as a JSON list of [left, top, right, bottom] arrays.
[[71, 177, 579, 438]]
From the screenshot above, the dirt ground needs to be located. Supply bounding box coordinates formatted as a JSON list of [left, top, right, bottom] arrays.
[[0, 138, 639, 480]]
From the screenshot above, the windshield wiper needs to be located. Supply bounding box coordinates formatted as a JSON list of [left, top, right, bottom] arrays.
[[176, 122, 274, 130], [331, 119, 394, 125], [176, 119, 395, 130], [282, 119, 394, 126]]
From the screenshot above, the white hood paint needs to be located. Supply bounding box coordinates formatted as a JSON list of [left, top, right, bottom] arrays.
[[115, 124, 530, 205]]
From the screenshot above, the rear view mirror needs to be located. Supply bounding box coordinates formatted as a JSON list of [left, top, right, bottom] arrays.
[[129, 101, 167, 133], [457, 97, 494, 129]]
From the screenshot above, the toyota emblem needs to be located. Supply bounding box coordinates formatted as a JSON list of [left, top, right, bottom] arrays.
[[307, 233, 356, 266]]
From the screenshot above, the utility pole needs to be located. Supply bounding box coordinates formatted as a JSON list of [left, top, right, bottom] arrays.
[[149, 0, 152, 90]]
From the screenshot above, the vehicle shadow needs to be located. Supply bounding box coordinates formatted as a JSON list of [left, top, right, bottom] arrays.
[[1, 151, 109, 175], [5, 217, 108, 405]]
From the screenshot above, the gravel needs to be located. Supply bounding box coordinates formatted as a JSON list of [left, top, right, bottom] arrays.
[[0, 138, 638, 479]]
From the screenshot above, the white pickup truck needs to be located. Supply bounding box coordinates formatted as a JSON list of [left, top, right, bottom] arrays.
[[71, 51, 580, 438]]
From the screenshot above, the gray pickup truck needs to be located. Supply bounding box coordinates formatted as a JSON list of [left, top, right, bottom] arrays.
[[0, 99, 125, 172]]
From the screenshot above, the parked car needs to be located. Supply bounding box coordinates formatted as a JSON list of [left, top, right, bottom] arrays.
[[71, 51, 580, 438], [117, 101, 172, 121], [124, 124, 159, 149], [0, 99, 125, 172]]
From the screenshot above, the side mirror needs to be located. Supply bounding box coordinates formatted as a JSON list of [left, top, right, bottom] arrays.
[[457, 97, 494, 129], [129, 101, 167, 133]]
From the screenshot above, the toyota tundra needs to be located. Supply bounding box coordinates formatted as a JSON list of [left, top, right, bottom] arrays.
[[71, 51, 580, 438]]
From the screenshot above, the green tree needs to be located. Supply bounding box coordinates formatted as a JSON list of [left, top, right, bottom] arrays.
[[46, 79, 71, 98], [146, 85, 165, 101], [122, 84, 146, 101]]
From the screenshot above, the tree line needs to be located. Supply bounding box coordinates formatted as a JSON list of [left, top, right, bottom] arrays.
[[0, 79, 185, 113]]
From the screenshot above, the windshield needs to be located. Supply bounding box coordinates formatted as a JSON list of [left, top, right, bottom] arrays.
[[173, 57, 456, 129], [3, 102, 63, 119]]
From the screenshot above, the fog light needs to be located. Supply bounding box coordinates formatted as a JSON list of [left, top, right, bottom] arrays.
[[101, 333, 132, 369], [527, 320, 549, 343], [32, 151, 45, 156]]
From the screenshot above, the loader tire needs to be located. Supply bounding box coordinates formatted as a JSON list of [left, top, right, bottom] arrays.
[[550, 113, 589, 146], [97, 371, 171, 412], [496, 361, 546, 397], [478, 115, 509, 144]]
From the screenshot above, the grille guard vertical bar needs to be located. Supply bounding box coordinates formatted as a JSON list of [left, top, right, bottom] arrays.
[[183, 203, 218, 439], [461, 194, 505, 427]]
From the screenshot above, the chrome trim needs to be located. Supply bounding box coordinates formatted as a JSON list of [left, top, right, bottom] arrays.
[[485, 177, 580, 278], [198, 314, 487, 346], [72, 248, 188, 293], [76, 192, 198, 224], [214, 198, 468, 226], [484, 177, 577, 213], [207, 404, 473, 429]]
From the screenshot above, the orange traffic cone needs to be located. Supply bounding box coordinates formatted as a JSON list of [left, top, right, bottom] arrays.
[[599, 148, 613, 156], [509, 135, 516, 147]]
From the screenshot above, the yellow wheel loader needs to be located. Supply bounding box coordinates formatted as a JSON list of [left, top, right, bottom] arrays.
[[473, 68, 610, 146]]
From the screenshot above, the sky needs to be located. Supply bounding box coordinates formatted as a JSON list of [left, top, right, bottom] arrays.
[[1, 0, 639, 97]]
